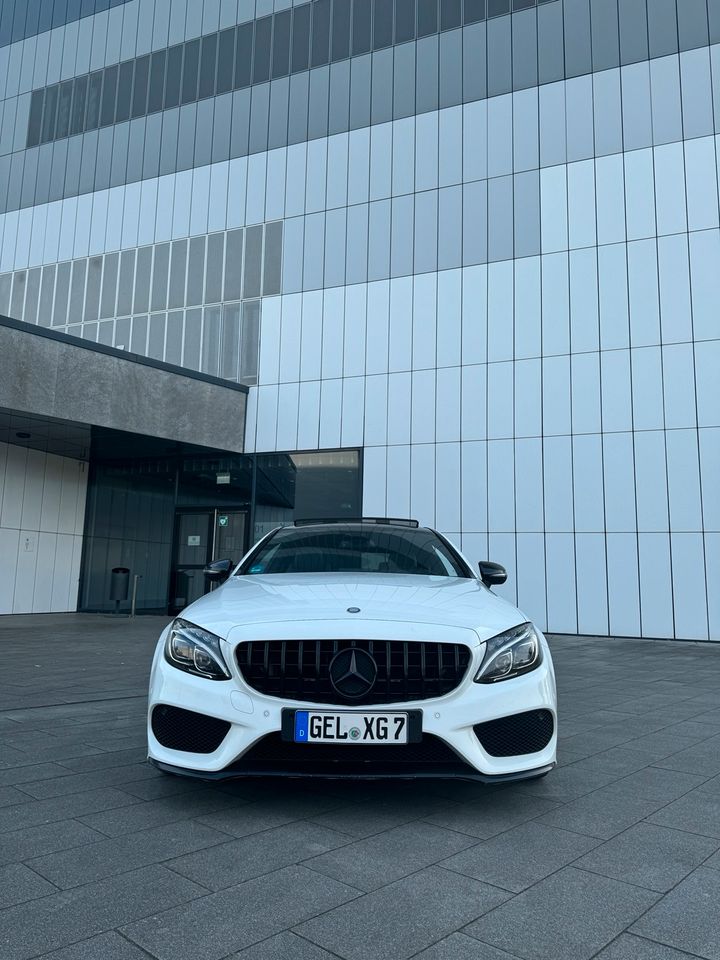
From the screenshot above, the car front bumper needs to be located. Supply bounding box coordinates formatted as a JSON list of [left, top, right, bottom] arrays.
[[147, 625, 557, 782]]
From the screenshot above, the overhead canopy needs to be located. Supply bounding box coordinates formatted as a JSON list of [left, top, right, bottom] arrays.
[[0, 315, 247, 457]]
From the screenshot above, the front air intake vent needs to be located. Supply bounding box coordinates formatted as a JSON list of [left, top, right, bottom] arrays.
[[474, 710, 554, 757], [151, 705, 230, 753]]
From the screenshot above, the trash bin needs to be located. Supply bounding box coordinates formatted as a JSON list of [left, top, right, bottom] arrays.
[[110, 567, 130, 613]]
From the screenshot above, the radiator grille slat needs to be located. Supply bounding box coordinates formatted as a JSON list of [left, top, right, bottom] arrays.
[[236, 639, 471, 705]]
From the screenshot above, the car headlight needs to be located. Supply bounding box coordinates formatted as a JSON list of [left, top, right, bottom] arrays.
[[474, 622, 542, 683], [164, 619, 230, 680]]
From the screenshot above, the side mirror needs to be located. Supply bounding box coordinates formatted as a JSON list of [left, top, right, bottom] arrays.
[[203, 558, 233, 582], [478, 561, 507, 588]]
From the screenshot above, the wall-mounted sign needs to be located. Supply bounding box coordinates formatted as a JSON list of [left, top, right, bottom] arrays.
[[218, 515, 229, 527], [216, 472, 231, 484], [187, 535, 201, 546]]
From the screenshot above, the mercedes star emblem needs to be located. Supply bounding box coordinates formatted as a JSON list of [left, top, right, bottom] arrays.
[[328, 648, 378, 700]]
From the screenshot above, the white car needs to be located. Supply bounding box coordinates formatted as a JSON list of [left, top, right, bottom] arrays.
[[147, 519, 557, 782]]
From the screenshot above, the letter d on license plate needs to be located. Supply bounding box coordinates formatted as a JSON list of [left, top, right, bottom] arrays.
[[294, 711, 408, 744]]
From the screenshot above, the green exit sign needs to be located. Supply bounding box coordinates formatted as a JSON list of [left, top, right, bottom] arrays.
[[218, 515, 229, 527]]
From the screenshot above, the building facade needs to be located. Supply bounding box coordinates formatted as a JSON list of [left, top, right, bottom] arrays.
[[0, 0, 718, 639]]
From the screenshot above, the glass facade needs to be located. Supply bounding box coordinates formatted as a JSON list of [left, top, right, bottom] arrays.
[[1, 0, 719, 639]]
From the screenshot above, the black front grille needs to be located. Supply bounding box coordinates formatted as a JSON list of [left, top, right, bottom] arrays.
[[236, 639, 471, 705], [237, 733, 461, 770], [474, 710, 554, 757], [151, 705, 230, 754]]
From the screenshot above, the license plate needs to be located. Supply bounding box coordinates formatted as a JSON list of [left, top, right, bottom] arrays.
[[293, 711, 409, 744]]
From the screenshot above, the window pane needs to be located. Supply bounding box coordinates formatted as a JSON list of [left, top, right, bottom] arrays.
[[41, 85, 58, 142], [312, 0, 331, 66], [118, 249, 136, 316], [165, 310, 183, 365], [373, 0, 393, 47], [224, 228, 244, 301], [169, 239, 187, 308], [164, 45, 183, 108], [86, 71, 103, 129], [187, 236, 206, 306], [100, 251, 118, 318], [27, 89, 44, 146], [217, 28, 236, 93], [100, 65, 118, 126], [69, 261, 86, 322], [182, 39, 200, 104], [148, 312, 166, 360], [202, 305, 221, 374], [235, 22, 253, 87], [199, 34, 218, 99], [132, 55, 150, 117], [152, 243, 170, 311], [131, 314, 148, 353], [254, 16, 272, 82], [55, 80, 73, 139], [418, 0, 438, 36], [134, 247, 152, 313], [292, 3, 312, 70], [464, 0, 486, 23], [272, 8, 291, 77], [333, 0, 352, 58], [184, 308, 202, 369], [53, 263, 70, 326], [206, 233, 225, 302], [70, 75, 88, 135], [240, 299, 260, 381], [263, 220, 283, 294], [115, 61, 133, 123], [221, 302, 241, 379], [84, 257, 102, 322], [352, 0, 372, 53], [395, 0, 415, 41], [38, 265, 55, 327], [441, 0, 462, 30], [243, 224, 263, 297], [487, 0, 509, 14], [24, 268, 41, 324], [148, 50, 166, 113]]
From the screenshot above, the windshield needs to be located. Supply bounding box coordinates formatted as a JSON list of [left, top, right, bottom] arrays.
[[240, 525, 471, 578]]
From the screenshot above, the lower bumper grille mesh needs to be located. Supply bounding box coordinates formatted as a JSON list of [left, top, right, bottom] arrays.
[[151, 705, 230, 754], [474, 709, 554, 757]]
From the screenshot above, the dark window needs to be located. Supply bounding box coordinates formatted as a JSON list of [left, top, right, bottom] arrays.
[[165, 45, 183, 108], [70, 75, 87, 135], [332, 0, 352, 58], [254, 16, 272, 82], [618, 0, 648, 63], [418, 0, 438, 36], [272, 8, 291, 77], [132, 54, 150, 117], [86, 70, 103, 129], [97, 66, 118, 131], [441, 0, 462, 29], [648, 0, 678, 57], [41, 84, 58, 142], [181, 39, 200, 104], [312, 0, 331, 66], [27, 89, 44, 146], [115, 61, 133, 123], [199, 34, 218, 99], [235, 22, 253, 87], [148, 49, 166, 112], [55, 80, 73, 139], [487, 0, 509, 15], [464, 0, 486, 22], [292, 3, 312, 69], [217, 27, 236, 92], [590, 0, 619, 71], [678, 0, 709, 49], [373, 0, 394, 47], [513, 0, 535, 9], [395, 0, 416, 41]]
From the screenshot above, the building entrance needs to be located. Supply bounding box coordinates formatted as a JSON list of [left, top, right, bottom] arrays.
[[170, 509, 248, 613]]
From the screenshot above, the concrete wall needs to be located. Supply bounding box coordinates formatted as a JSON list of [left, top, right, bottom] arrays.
[[0, 441, 87, 614]]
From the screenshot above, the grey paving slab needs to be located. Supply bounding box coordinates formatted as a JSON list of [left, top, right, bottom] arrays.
[[27, 820, 234, 889], [0, 763, 81, 787], [422, 792, 560, 839], [576, 822, 720, 893], [16, 763, 158, 800], [0, 863, 58, 909], [653, 737, 720, 777], [631, 867, 720, 959], [440, 821, 601, 893], [306, 794, 448, 838], [602, 766, 708, 802], [33, 931, 153, 960], [594, 934, 704, 959], [0, 819, 106, 862], [412, 933, 522, 960], [536, 786, 668, 839], [226, 931, 347, 959], [306, 820, 477, 892], [77, 789, 241, 837], [168, 821, 352, 890], [465, 866, 660, 960], [646, 790, 720, 839], [196, 793, 344, 838], [296, 866, 510, 960], [0, 786, 36, 808], [0, 787, 142, 834], [0, 864, 206, 960], [121, 865, 359, 960]]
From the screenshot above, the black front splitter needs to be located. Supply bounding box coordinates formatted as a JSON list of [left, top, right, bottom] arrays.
[[148, 756, 555, 784]]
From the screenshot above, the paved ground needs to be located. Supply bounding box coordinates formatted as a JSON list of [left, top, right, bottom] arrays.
[[0, 614, 719, 960]]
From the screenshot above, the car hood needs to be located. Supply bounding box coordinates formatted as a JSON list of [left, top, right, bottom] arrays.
[[179, 573, 526, 644]]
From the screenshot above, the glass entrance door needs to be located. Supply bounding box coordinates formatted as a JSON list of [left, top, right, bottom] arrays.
[[170, 509, 248, 614]]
